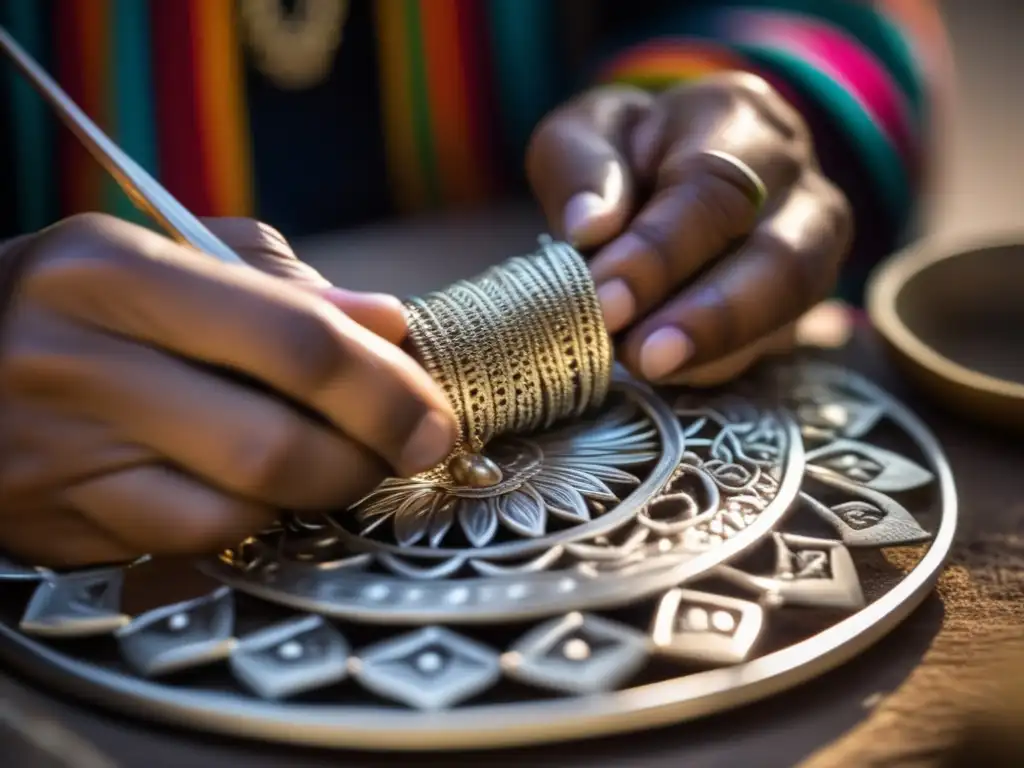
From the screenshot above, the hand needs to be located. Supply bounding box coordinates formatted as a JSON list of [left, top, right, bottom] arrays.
[[527, 72, 853, 386], [203, 217, 408, 344], [0, 214, 457, 568]]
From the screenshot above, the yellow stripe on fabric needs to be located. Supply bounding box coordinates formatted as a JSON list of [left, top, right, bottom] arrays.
[[193, 0, 253, 217], [375, 0, 429, 212]]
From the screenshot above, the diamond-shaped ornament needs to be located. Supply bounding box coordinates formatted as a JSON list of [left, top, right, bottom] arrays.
[[503, 612, 649, 695], [230, 615, 350, 700], [767, 534, 865, 610], [650, 589, 765, 665], [115, 586, 235, 677], [802, 474, 932, 548], [19, 568, 129, 637], [351, 626, 500, 710]]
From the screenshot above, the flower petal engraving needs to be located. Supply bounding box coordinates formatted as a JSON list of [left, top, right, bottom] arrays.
[[428, 498, 456, 548], [542, 466, 617, 502], [343, 389, 660, 550], [532, 478, 590, 524], [498, 486, 548, 538], [546, 461, 640, 487], [393, 492, 438, 547], [458, 498, 500, 547]]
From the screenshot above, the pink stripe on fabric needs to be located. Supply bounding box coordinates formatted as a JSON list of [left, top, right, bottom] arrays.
[[725, 10, 919, 177]]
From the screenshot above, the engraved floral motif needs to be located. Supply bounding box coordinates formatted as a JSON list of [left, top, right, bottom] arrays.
[[0, 362, 955, 751], [349, 401, 660, 549]]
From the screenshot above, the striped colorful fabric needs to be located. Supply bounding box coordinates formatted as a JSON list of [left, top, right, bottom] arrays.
[[376, 0, 506, 212], [595, 37, 808, 122], [0, 0, 939, 290], [724, 10, 921, 176], [597, 39, 749, 89]]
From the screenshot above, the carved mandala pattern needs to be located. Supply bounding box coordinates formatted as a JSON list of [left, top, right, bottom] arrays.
[[0, 362, 956, 751]]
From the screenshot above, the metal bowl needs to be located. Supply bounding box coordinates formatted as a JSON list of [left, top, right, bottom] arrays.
[[867, 233, 1024, 431]]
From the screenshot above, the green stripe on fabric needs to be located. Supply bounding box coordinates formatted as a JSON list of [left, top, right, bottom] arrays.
[[403, 0, 440, 207], [487, 0, 558, 158], [110, 0, 158, 225], [5, 0, 54, 233]]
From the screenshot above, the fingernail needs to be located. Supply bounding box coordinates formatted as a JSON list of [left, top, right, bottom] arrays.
[[597, 279, 636, 333], [563, 191, 611, 245], [639, 327, 694, 381], [400, 410, 456, 475]]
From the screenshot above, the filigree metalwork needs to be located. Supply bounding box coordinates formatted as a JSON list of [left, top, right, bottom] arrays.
[[352, 399, 660, 548], [0, 361, 957, 751]]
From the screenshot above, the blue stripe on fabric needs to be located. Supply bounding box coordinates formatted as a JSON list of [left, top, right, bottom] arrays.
[[5, 0, 55, 232], [487, 0, 560, 164], [111, 0, 158, 225]]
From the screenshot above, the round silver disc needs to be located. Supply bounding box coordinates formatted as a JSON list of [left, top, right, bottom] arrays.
[[0, 362, 956, 751]]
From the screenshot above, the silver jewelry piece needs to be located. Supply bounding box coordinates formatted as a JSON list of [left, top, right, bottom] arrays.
[[0, 361, 956, 751]]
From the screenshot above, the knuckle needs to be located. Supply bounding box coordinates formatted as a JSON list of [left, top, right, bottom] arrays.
[[625, 218, 677, 287], [691, 70, 812, 148], [0, 309, 74, 395], [204, 217, 294, 258], [179, 500, 269, 554], [251, 220, 290, 249], [822, 180, 854, 242], [717, 71, 777, 100], [804, 174, 855, 262], [526, 86, 653, 188], [49, 212, 123, 242], [683, 166, 755, 238], [772, 144, 806, 184], [766, 223, 833, 304], [729, 72, 811, 142], [754, 227, 804, 272], [274, 304, 351, 394], [525, 112, 566, 185], [372, 375, 434, 455], [231, 413, 304, 498], [677, 71, 777, 113], [21, 214, 141, 300]]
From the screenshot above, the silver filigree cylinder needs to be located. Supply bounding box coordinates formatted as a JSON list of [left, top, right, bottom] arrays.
[[402, 238, 613, 484]]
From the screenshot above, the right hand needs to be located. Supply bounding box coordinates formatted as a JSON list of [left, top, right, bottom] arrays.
[[0, 214, 457, 568]]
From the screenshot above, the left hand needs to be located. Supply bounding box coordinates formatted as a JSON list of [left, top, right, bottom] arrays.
[[527, 72, 853, 386]]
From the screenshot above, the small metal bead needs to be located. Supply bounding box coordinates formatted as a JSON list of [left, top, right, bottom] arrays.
[[448, 453, 503, 488]]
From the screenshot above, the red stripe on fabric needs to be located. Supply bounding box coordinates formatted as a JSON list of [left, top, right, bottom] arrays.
[[54, 1, 92, 217], [456, 0, 504, 196], [149, 0, 213, 216]]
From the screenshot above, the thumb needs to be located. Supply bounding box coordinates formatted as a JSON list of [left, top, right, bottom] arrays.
[[526, 87, 653, 248], [201, 217, 407, 344]]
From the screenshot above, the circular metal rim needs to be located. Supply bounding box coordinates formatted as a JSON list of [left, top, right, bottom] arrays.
[[0, 370, 957, 752]]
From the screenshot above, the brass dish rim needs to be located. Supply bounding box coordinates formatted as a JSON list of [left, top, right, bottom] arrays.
[[866, 229, 1024, 402]]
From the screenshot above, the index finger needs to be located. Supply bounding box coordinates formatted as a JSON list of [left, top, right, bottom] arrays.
[[27, 214, 457, 477]]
